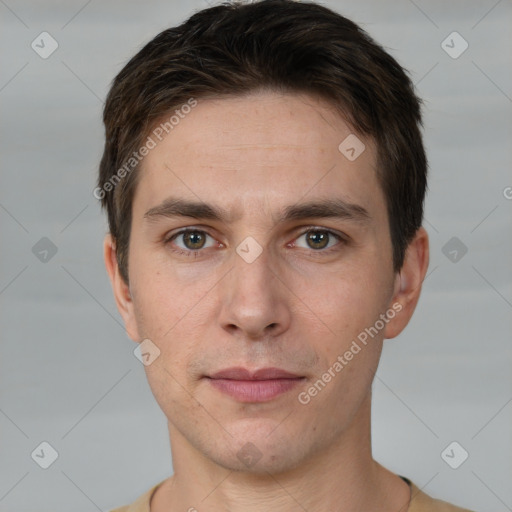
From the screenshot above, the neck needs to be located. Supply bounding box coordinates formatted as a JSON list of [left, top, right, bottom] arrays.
[[151, 392, 411, 511]]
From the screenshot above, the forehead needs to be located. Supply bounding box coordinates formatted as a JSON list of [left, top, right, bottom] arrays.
[[149, 91, 367, 162], [132, 91, 384, 223]]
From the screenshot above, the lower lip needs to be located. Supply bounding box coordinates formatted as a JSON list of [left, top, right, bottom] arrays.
[[207, 378, 304, 402]]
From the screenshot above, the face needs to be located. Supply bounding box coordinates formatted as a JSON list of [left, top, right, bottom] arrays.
[[105, 90, 427, 474]]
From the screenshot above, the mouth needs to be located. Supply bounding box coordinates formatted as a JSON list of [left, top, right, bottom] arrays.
[[204, 367, 305, 403]]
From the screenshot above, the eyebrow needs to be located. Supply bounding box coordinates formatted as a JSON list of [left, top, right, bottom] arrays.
[[143, 197, 370, 225]]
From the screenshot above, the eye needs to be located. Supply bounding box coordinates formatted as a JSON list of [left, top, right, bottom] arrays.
[[164, 226, 347, 258], [165, 228, 217, 255], [293, 228, 345, 252]]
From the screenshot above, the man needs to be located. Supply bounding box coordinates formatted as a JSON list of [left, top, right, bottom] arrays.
[[97, 1, 476, 510]]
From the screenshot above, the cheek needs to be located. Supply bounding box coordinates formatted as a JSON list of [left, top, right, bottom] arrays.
[[292, 265, 390, 349], [130, 277, 172, 341], [129, 243, 214, 341], [129, 266, 219, 396]]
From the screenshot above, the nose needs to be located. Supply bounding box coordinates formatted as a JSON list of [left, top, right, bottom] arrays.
[[217, 247, 291, 340]]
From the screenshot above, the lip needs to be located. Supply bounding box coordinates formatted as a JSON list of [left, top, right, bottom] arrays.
[[209, 367, 301, 380], [206, 367, 305, 403]]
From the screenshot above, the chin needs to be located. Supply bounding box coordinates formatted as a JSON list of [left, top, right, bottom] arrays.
[[214, 447, 304, 476], [206, 420, 308, 475]]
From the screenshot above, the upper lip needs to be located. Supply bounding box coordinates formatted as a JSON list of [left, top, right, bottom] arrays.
[[208, 367, 302, 380]]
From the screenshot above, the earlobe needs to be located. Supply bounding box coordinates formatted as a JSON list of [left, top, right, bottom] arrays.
[[384, 227, 430, 340], [103, 233, 139, 342]]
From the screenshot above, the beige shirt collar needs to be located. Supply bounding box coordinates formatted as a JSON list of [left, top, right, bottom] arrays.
[[113, 476, 475, 512]]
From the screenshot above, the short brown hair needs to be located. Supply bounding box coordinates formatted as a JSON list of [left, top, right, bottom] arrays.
[[97, 0, 427, 285]]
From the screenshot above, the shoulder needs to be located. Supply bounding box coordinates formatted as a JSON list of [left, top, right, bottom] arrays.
[[108, 479, 166, 512], [406, 478, 476, 512]]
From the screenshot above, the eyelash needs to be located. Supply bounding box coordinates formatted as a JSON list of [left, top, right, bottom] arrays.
[[164, 226, 347, 258]]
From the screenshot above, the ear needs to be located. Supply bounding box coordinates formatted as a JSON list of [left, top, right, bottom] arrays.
[[103, 233, 140, 342], [384, 226, 429, 339]]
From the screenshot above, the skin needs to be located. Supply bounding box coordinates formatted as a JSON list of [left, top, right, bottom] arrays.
[[104, 90, 429, 511]]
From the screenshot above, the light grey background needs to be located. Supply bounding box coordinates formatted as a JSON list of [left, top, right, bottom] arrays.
[[1, 1, 511, 511]]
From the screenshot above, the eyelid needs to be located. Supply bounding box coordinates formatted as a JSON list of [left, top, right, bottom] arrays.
[[294, 225, 348, 240]]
